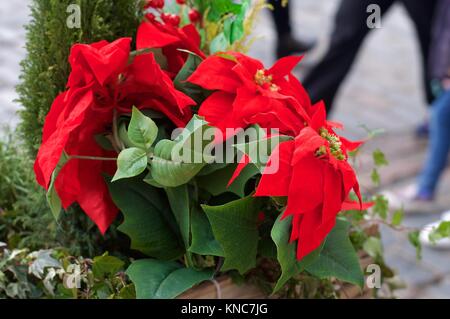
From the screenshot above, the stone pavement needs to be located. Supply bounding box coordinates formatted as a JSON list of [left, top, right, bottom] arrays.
[[0, 0, 449, 298]]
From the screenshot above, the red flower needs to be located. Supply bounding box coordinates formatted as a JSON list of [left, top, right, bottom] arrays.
[[34, 38, 195, 233], [137, 20, 205, 77], [254, 103, 364, 260], [187, 52, 311, 140]]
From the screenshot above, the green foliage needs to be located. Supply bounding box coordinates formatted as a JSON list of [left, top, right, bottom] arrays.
[[17, 0, 145, 155], [202, 196, 262, 274], [305, 219, 365, 288], [271, 215, 323, 293], [107, 176, 184, 260], [408, 231, 422, 259], [0, 246, 131, 299], [127, 259, 213, 299], [429, 221, 450, 243]]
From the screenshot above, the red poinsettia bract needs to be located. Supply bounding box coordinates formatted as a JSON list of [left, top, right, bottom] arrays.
[[137, 19, 205, 77], [187, 52, 312, 140], [34, 38, 195, 233], [255, 104, 364, 260]]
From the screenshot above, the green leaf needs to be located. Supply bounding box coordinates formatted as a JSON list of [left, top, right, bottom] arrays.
[[165, 185, 191, 251], [202, 196, 262, 274], [429, 221, 450, 243], [196, 162, 259, 198], [112, 148, 148, 182], [362, 237, 383, 259], [234, 129, 292, 172], [189, 206, 224, 256], [391, 208, 404, 226], [150, 116, 212, 187], [92, 253, 125, 280], [408, 230, 422, 259], [373, 195, 389, 220], [127, 259, 214, 299], [373, 149, 389, 167], [174, 52, 208, 103], [371, 168, 380, 186], [210, 32, 229, 54], [127, 106, 158, 150], [207, 0, 242, 21], [271, 215, 322, 293], [150, 140, 205, 187], [305, 219, 365, 288], [46, 152, 69, 220], [107, 176, 184, 260]]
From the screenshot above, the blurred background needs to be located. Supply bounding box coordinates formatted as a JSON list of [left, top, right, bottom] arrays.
[[1, 0, 450, 298]]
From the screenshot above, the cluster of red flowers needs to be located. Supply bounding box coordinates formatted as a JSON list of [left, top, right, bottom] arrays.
[[188, 54, 364, 259], [35, 8, 365, 260]]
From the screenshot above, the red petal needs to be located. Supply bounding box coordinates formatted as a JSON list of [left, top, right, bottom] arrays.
[[188, 56, 241, 93], [255, 140, 295, 197], [269, 55, 303, 79]]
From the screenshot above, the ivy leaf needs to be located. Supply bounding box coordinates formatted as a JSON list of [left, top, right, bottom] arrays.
[[189, 206, 224, 256], [126, 259, 214, 299], [429, 221, 450, 243], [112, 147, 148, 182], [373, 195, 389, 220], [305, 219, 365, 288], [371, 168, 380, 186], [107, 176, 184, 260], [202, 196, 262, 274], [373, 149, 389, 167], [271, 215, 323, 293], [362, 237, 383, 259], [46, 152, 69, 220], [391, 208, 404, 226], [92, 253, 125, 280], [127, 106, 158, 150], [408, 231, 422, 259]]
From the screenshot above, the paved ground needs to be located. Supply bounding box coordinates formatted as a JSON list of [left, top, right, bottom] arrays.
[[1, 0, 449, 298]]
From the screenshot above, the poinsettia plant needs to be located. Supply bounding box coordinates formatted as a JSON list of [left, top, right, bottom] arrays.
[[34, 0, 379, 298]]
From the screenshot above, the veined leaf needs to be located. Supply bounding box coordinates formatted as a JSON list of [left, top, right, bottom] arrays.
[[127, 106, 158, 150], [305, 219, 365, 288], [127, 259, 214, 299], [271, 215, 323, 293], [202, 196, 262, 274], [107, 176, 183, 260], [112, 147, 148, 182]]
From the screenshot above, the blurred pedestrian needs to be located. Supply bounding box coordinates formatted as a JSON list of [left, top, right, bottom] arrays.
[[268, 0, 316, 58], [385, 0, 450, 215], [415, 0, 450, 203], [303, 0, 437, 114]]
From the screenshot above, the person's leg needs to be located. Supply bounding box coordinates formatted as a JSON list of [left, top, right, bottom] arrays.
[[268, 0, 316, 58], [417, 90, 450, 198], [269, 0, 291, 36], [303, 0, 394, 113], [401, 0, 437, 105]]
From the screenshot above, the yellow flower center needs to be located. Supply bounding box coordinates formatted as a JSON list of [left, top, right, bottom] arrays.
[[254, 69, 279, 92], [316, 128, 345, 161]]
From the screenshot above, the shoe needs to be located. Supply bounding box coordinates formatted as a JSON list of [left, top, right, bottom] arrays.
[[381, 184, 440, 214], [276, 34, 316, 59], [419, 211, 450, 249]]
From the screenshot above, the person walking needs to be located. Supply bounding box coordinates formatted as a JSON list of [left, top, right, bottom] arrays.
[[415, 0, 450, 203], [268, 0, 316, 58], [302, 0, 437, 114]]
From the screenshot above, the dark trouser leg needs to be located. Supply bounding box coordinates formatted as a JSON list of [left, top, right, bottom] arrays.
[[303, 0, 395, 113], [401, 0, 437, 105], [269, 0, 291, 37]]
